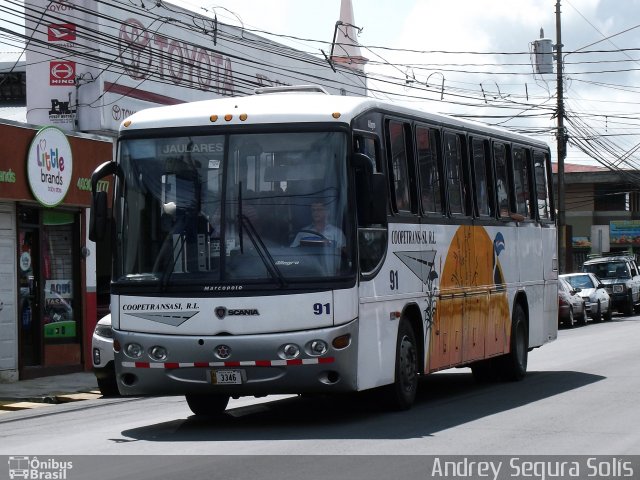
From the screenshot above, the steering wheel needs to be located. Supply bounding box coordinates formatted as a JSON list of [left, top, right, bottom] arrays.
[[297, 229, 332, 246]]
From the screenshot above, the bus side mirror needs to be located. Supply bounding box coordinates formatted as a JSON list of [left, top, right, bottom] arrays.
[[88, 161, 118, 242], [89, 191, 108, 242]]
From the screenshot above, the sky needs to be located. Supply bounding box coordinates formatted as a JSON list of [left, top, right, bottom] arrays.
[[2, 0, 640, 169], [171, 0, 640, 170]]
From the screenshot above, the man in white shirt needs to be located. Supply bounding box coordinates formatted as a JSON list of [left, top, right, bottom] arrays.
[[290, 202, 346, 248]]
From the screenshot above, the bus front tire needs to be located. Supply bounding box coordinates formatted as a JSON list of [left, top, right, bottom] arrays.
[[384, 320, 419, 410], [185, 394, 230, 417], [498, 303, 528, 381]]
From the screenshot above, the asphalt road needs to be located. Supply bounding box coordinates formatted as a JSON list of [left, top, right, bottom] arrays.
[[1, 314, 638, 478]]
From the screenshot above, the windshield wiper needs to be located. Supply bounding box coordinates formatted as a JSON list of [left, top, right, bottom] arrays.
[[239, 213, 286, 288], [236, 185, 286, 287], [159, 231, 187, 291]]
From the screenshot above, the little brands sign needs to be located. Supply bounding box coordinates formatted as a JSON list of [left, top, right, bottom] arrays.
[[27, 126, 74, 207]]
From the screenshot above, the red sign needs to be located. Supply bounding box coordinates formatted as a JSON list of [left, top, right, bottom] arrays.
[[50, 61, 76, 86], [47, 23, 76, 42]]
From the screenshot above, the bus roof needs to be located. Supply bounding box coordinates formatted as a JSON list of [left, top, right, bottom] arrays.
[[120, 90, 549, 148]]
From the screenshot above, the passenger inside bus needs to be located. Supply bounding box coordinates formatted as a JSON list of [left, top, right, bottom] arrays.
[[290, 202, 346, 248]]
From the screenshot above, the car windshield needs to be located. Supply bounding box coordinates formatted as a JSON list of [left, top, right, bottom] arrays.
[[113, 131, 354, 290], [564, 274, 594, 289], [583, 261, 629, 279]]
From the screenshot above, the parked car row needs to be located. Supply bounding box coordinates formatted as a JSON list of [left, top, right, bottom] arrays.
[[582, 253, 640, 315], [558, 252, 640, 328], [559, 273, 612, 327]]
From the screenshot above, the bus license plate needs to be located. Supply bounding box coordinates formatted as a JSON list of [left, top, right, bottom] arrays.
[[211, 369, 243, 385]]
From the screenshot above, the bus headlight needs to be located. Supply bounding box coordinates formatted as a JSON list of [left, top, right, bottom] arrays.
[[280, 343, 300, 359], [307, 340, 328, 356], [125, 343, 143, 359], [149, 346, 168, 361]]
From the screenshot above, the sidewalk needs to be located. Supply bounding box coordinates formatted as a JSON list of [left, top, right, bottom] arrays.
[[0, 372, 100, 410]]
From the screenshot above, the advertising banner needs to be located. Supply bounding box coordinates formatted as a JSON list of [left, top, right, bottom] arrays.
[[610, 220, 640, 246], [25, 0, 366, 134]]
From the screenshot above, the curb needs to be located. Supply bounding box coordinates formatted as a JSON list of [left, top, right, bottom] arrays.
[[0, 389, 104, 411]]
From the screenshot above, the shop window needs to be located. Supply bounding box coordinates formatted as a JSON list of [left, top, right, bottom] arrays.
[[42, 213, 77, 343]]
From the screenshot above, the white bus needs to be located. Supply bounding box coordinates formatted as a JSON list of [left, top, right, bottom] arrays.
[[90, 86, 558, 415]]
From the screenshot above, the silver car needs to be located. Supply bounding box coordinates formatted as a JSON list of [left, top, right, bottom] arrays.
[[92, 314, 119, 396], [561, 273, 612, 322]]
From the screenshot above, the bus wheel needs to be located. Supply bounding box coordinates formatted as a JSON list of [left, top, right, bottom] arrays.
[[385, 320, 418, 410], [185, 394, 230, 417], [499, 303, 528, 381]]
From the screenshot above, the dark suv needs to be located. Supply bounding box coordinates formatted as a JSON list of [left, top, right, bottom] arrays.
[[582, 254, 640, 316]]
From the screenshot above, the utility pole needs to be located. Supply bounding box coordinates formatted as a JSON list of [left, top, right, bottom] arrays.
[[556, 0, 567, 273]]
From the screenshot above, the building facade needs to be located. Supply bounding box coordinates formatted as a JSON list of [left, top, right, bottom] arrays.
[[0, 120, 112, 380], [554, 164, 640, 271]]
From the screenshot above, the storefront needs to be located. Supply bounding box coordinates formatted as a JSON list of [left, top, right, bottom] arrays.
[[0, 120, 113, 381]]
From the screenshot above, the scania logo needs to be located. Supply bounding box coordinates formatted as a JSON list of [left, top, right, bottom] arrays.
[[215, 344, 231, 359], [215, 307, 260, 319]]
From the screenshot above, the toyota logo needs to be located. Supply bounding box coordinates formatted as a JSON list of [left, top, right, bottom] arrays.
[[215, 306, 227, 319]]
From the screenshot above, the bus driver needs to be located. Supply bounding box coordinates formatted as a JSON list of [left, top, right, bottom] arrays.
[[290, 201, 346, 248]]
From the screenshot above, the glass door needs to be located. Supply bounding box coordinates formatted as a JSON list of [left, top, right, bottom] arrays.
[[18, 220, 41, 367]]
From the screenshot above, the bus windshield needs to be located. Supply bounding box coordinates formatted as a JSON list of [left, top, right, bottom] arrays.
[[114, 131, 354, 289]]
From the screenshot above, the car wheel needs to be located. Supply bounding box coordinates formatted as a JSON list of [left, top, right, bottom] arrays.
[[592, 300, 602, 322], [185, 394, 230, 417], [97, 376, 120, 397], [566, 306, 575, 328], [603, 303, 613, 321], [625, 293, 634, 316]]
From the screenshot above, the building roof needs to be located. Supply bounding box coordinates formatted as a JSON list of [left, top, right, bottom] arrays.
[[0, 106, 26, 123], [552, 162, 607, 173], [0, 51, 26, 72]]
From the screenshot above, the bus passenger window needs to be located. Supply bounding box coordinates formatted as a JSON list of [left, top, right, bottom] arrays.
[[388, 120, 411, 213], [493, 143, 510, 218], [444, 132, 465, 215], [417, 126, 442, 215], [534, 151, 551, 220], [512, 147, 531, 218], [471, 138, 491, 217]]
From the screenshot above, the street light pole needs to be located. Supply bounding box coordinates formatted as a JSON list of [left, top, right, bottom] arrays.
[[556, 0, 567, 273]]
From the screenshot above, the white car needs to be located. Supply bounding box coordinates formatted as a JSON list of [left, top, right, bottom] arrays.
[[561, 272, 612, 322], [92, 314, 119, 396]]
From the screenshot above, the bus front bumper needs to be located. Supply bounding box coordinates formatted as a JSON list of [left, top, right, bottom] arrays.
[[113, 319, 359, 396]]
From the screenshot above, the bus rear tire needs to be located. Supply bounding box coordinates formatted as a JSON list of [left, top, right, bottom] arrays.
[[384, 319, 418, 410], [185, 394, 230, 417], [498, 303, 528, 381]]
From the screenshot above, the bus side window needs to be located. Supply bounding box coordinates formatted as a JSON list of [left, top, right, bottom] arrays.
[[416, 125, 443, 215], [533, 150, 552, 221], [512, 146, 532, 219], [387, 120, 412, 213], [470, 137, 493, 217], [493, 142, 511, 219], [354, 134, 380, 172], [443, 131, 467, 216]]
